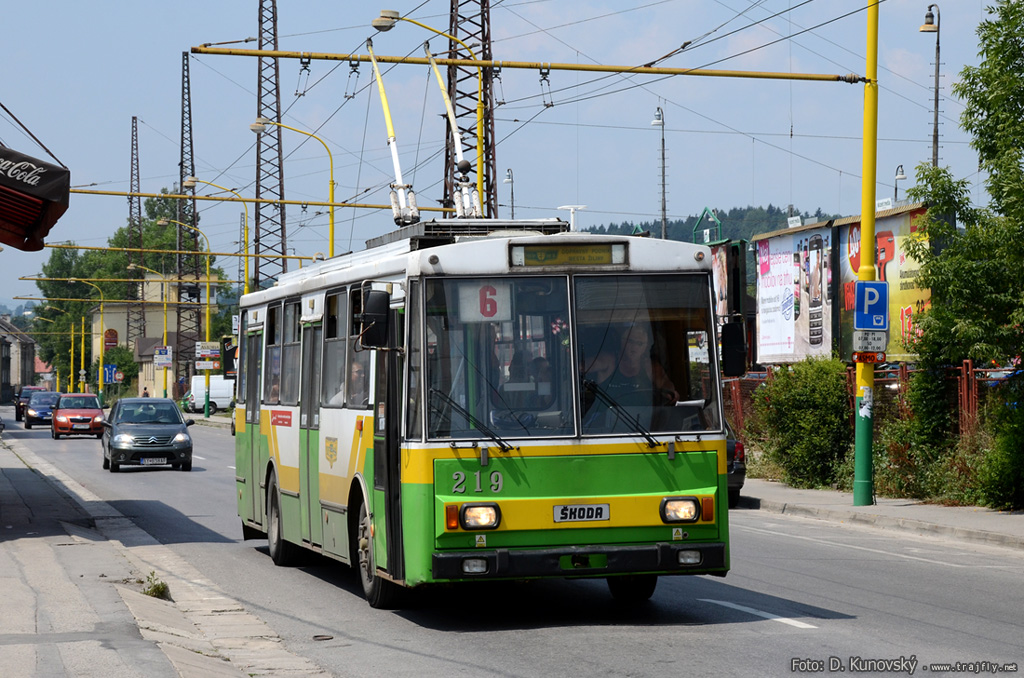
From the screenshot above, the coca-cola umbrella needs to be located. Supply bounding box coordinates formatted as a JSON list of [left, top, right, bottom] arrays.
[[0, 145, 70, 252]]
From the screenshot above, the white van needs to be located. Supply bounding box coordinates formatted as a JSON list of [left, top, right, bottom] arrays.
[[187, 375, 235, 414]]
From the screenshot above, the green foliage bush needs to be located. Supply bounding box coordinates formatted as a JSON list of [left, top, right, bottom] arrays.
[[977, 380, 1024, 510], [749, 357, 852, 488]]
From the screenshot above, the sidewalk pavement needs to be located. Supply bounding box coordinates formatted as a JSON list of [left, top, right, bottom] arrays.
[[740, 478, 1024, 550], [1, 416, 1022, 678]]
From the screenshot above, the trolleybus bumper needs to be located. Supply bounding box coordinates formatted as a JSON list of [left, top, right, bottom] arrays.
[[432, 542, 726, 580]]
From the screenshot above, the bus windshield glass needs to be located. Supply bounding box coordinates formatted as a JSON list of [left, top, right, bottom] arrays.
[[424, 273, 720, 441]]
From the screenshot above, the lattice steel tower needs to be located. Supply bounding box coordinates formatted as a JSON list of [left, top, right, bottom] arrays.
[[444, 0, 497, 217], [176, 52, 202, 394], [254, 0, 287, 285], [126, 116, 147, 345]]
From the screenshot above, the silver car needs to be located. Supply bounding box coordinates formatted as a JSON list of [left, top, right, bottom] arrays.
[[101, 398, 195, 472]]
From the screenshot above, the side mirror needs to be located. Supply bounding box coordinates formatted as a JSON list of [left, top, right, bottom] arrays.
[[101, 420, 113, 429], [720, 321, 747, 377], [359, 290, 390, 348], [185, 419, 196, 427]]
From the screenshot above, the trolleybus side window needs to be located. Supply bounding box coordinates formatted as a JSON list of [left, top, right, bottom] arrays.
[[280, 300, 301, 405], [264, 303, 282, 403], [405, 279, 422, 440], [236, 314, 247, 404], [322, 291, 348, 407], [347, 289, 371, 409]]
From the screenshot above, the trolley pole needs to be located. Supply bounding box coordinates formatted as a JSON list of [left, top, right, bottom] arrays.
[[853, 1, 879, 506]]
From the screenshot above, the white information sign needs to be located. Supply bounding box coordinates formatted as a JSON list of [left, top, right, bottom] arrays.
[[458, 282, 512, 323], [852, 330, 888, 352]]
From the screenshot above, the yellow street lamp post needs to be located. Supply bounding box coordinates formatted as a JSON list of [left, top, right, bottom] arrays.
[[158, 218, 214, 418], [250, 118, 336, 258], [70, 279, 106, 406], [80, 317, 86, 393], [183, 177, 250, 294], [128, 264, 170, 398], [69, 322, 75, 393], [372, 9, 486, 213]]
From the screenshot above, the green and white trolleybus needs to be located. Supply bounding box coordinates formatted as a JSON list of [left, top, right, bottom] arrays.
[[234, 218, 746, 607]]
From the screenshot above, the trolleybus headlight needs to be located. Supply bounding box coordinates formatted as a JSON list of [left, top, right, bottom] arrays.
[[660, 497, 700, 523], [460, 503, 501, 530]]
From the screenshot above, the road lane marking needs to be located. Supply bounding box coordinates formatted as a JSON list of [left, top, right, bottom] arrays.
[[734, 523, 968, 567], [193, 455, 206, 460], [698, 599, 817, 628]]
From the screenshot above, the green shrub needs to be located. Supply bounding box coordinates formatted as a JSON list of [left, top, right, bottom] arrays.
[[750, 357, 852, 488], [977, 385, 1024, 509]]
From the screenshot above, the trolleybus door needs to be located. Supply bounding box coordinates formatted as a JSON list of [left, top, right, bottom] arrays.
[[299, 324, 323, 546], [371, 307, 405, 580], [245, 329, 264, 525]]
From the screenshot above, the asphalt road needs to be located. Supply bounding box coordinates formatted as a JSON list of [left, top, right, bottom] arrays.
[[8, 413, 1023, 677]]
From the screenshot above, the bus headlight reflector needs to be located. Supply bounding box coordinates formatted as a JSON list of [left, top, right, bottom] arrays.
[[661, 497, 700, 523], [678, 550, 702, 565], [460, 503, 501, 530], [462, 558, 488, 574]]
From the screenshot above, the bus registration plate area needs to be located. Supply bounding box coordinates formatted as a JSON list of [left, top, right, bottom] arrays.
[[553, 503, 610, 523]]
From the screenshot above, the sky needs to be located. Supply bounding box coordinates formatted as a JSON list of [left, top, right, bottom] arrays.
[[0, 0, 993, 307]]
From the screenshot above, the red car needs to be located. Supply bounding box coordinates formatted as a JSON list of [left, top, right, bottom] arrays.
[[51, 394, 105, 439]]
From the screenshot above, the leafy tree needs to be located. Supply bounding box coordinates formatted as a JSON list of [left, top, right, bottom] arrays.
[[901, 0, 1024, 507], [33, 190, 232, 390]]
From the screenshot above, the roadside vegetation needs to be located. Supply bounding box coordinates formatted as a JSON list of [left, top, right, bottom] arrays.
[[747, 2, 1024, 511]]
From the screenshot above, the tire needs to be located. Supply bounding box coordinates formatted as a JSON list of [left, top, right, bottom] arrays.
[[353, 500, 401, 609], [607, 574, 658, 603], [25, 420, 31, 430], [267, 475, 297, 566], [728, 488, 740, 509], [102, 453, 109, 470], [96, 433, 104, 439], [181, 460, 192, 472], [51, 427, 58, 440], [208, 403, 218, 415], [15, 410, 21, 422], [109, 461, 120, 473]]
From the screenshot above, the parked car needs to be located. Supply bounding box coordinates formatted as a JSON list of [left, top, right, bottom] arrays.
[[726, 422, 746, 509], [15, 385, 46, 421], [51, 393, 105, 439], [186, 375, 235, 414], [101, 398, 195, 472], [24, 391, 61, 429]]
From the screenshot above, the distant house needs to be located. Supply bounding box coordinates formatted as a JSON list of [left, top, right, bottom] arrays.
[[0, 314, 36, 402], [34, 356, 55, 391]]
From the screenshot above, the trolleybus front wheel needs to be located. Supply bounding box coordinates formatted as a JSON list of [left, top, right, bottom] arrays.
[[354, 501, 401, 609], [607, 574, 658, 603]]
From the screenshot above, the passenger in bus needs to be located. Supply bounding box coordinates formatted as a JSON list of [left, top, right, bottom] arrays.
[[348, 359, 369, 408]]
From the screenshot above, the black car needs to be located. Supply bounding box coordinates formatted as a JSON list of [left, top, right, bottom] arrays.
[[24, 391, 61, 429], [726, 422, 746, 509], [101, 398, 195, 472], [15, 385, 46, 422]]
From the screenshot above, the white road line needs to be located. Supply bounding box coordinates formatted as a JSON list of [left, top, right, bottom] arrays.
[[699, 599, 817, 628], [734, 523, 968, 567], [193, 455, 206, 460], [227, 466, 235, 470]]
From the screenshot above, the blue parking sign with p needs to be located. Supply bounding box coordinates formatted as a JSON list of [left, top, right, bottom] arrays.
[[854, 281, 889, 331]]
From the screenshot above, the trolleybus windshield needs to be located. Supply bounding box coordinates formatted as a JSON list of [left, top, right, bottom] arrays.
[[424, 273, 720, 441]]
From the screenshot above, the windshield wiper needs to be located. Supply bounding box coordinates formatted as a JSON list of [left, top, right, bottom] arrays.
[[429, 389, 514, 462], [583, 380, 658, 448]]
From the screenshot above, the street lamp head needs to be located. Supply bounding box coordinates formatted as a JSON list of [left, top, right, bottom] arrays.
[[373, 10, 400, 31], [895, 165, 907, 181], [651, 107, 664, 126], [157, 219, 169, 226], [183, 176, 198, 189], [250, 117, 272, 134], [920, 8, 937, 32], [503, 168, 513, 184], [126, 264, 136, 271]]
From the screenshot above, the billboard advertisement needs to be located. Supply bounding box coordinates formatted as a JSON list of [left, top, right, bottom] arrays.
[[755, 226, 834, 363], [836, 207, 930, 361]]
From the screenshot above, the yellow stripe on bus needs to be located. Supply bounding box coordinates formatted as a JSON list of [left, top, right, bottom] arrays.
[[441, 493, 717, 533], [401, 439, 727, 485]]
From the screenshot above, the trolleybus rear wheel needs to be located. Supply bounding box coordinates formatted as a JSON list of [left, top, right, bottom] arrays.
[[268, 474, 297, 566]]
